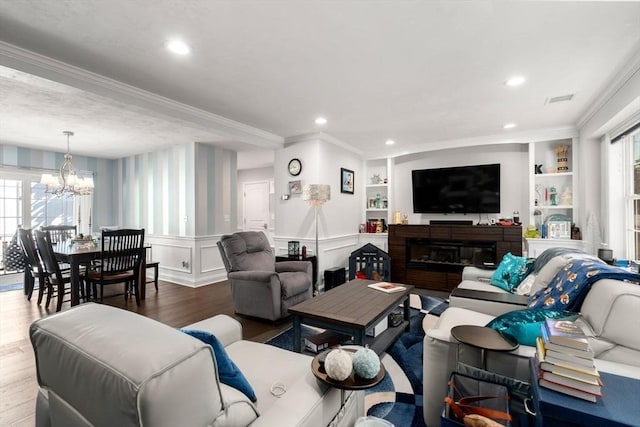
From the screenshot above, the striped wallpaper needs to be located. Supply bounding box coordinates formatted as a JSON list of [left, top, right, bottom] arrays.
[[1, 142, 237, 238], [118, 142, 237, 237]]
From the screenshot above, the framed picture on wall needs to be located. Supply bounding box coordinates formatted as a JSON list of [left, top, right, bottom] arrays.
[[289, 180, 302, 194], [341, 168, 354, 194]]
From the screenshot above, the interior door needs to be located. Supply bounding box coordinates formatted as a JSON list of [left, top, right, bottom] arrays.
[[242, 181, 270, 232]]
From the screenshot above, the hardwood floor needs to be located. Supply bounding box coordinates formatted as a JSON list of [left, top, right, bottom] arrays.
[[0, 280, 292, 427]]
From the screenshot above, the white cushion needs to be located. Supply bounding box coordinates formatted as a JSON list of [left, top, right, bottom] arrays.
[[185, 314, 242, 347], [514, 273, 536, 295], [227, 339, 349, 427], [456, 280, 509, 293], [461, 266, 494, 282], [530, 256, 571, 295], [580, 279, 640, 360]]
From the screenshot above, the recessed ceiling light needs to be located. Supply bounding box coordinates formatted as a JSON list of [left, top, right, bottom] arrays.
[[385, 139, 395, 145], [503, 123, 517, 129], [166, 39, 191, 55], [315, 117, 327, 125], [505, 76, 526, 87]]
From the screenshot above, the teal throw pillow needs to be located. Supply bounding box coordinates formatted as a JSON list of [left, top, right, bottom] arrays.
[[485, 308, 578, 346], [490, 253, 534, 292], [180, 329, 257, 402]]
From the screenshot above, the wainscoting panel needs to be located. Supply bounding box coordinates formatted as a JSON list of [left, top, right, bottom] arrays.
[[147, 235, 228, 287], [273, 233, 361, 290], [358, 233, 388, 251], [151, 243, 192, 273], [200, 244, 221, 273]]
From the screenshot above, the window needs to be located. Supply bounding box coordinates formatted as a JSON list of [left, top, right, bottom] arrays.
[[625, 127, 640, 260], [31, 182, 74, 229], [0, 172, 73, 263], [0, 179, 23, 244]]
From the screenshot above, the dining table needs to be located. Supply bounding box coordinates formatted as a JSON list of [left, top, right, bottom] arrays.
[[53, 241, 148, 306]]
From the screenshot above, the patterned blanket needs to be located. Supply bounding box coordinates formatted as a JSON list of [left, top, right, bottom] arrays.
[[527, 258, 640, 311]]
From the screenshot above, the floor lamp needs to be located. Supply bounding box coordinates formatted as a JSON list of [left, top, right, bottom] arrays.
[[303, 184, 331, 293]]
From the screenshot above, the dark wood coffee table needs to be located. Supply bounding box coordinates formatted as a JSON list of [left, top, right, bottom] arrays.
[[288, 279, 414, 355]]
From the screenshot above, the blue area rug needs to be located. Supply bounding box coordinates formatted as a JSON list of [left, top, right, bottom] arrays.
[[266, 295, 448, 427], [0, 282, 25, 293], [366, 298, 430, 427]]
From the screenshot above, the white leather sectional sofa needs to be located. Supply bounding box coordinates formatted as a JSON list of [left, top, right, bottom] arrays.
[[30, 303, 363, 427], [422, 253, 640, 427]]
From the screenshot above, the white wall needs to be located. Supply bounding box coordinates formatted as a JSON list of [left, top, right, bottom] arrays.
[[273, 134, 364, 287], [577, 49, 640, 257], [274, 134, 363, 243], [392, 143, 529, 225]]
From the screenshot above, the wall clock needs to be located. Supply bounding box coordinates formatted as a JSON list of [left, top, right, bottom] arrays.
[[288, 158, 302, 176]]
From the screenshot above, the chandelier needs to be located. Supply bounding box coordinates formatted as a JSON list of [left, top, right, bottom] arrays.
[[40, 131, 94, 197]]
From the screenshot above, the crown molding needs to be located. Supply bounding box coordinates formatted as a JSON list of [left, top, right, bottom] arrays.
[[284, 132, 363, 156], [0, 41, 284, 149], [576, 41, 640, 130], [373, 126, 578, 160]]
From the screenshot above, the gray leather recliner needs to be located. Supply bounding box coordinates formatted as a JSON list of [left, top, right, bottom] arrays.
[[217, 231, 313, 321]]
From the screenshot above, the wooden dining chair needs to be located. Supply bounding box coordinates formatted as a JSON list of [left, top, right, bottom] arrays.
[[84, 229, 145, 305], [41, 225, 77, 244], [17, 228, 48, 303], [33, 230, 74, 312]]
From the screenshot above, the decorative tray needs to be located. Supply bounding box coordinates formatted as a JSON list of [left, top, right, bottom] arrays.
[[310, 348, 385, 390]]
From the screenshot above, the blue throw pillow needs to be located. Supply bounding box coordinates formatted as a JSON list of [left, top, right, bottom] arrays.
[[490, 253, 535, 292], [180, 329, 257, 402], [485, 308, 578, 346]]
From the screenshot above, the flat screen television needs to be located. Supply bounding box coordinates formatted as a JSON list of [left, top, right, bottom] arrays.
[[412, 164, 500, 214]]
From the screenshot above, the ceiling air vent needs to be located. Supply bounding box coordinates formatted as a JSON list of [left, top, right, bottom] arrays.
[[545, 94, 574, 104]]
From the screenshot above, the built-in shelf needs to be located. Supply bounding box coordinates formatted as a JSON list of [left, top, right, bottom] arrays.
[[529, 138, 577, 230], [363, 159, 392, 236], [535, 172, 573, 179], [536, 205, 573, 210]]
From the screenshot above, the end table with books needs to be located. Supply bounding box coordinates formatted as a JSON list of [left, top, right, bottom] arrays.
[[529, 358, 640, 427]]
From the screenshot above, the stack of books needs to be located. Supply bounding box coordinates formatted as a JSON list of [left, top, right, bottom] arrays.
[[535, 318, 602, 402]]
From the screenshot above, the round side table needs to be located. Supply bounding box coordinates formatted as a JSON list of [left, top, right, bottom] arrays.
[[311, 347, 385, 407], [451, 325, 519, 370]]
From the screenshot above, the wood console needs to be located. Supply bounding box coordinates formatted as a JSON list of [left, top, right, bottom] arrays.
[[388, 224, 522, 291]]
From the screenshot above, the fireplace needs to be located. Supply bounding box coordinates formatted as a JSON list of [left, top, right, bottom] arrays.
[[406, 238, 496, 271]]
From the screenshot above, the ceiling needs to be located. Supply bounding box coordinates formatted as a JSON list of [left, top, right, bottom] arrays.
[[0, 1, 639, 167]]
